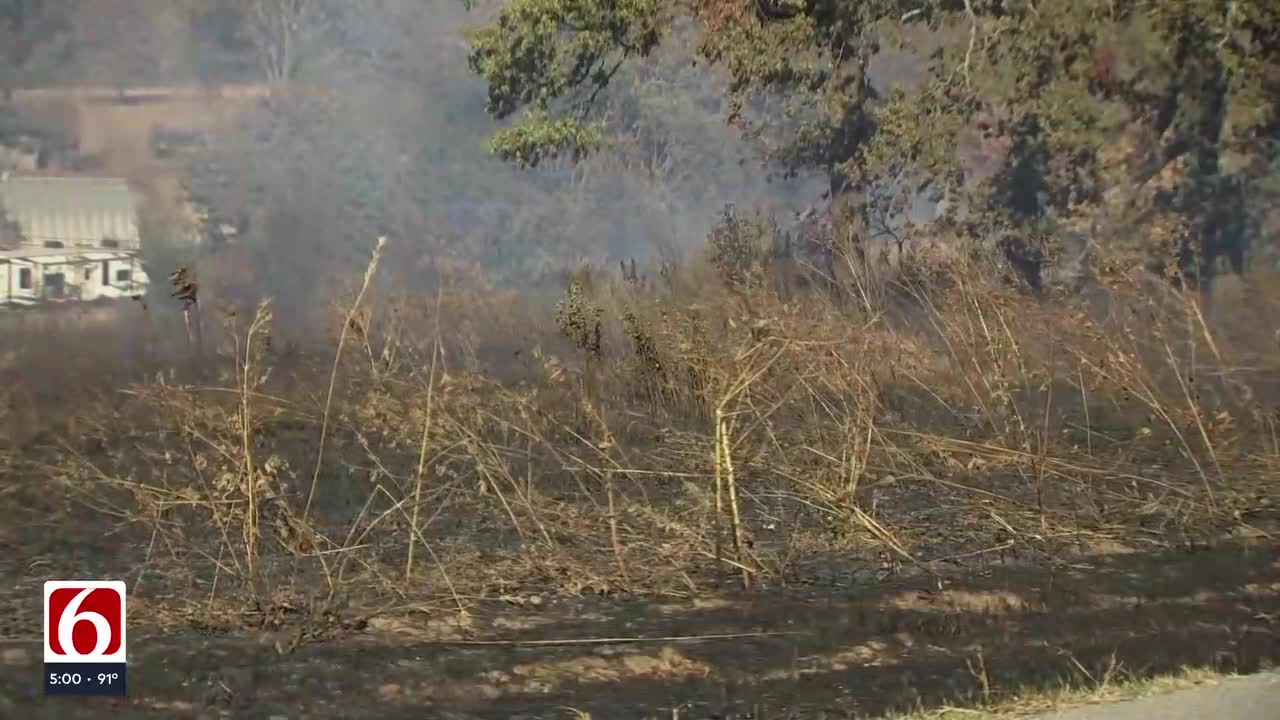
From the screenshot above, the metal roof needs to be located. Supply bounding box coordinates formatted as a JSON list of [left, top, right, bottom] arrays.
[[0, 247, 142, 261], [0, 176, 141, 249]]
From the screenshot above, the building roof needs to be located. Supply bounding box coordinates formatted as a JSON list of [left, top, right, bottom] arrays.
[[0, 246, 142, 262], [0, 176, 141, 249]]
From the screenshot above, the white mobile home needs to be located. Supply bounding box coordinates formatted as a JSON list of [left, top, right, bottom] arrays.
[[0, 247, 148, 307], [0, 174, 149, 308]]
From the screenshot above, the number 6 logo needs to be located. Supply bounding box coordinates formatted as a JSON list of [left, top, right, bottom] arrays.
[[43, 581, 127, 663]]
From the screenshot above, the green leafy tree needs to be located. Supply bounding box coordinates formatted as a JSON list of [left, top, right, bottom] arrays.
[[466, 0, 1280, 288]]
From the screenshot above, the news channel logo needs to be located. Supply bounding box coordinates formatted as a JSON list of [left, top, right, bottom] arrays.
[[43, 580, 128, 697]]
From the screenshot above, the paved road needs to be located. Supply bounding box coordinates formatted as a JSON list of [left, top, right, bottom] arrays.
[[1035, 672, 1280, 720]]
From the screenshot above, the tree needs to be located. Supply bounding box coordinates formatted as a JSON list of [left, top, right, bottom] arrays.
[[465, 0, 669, 167], [466, 0, 1280, 291], [241, 0, 335, 84]]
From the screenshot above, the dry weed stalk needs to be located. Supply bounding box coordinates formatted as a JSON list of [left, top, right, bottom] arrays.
[[304, 235, 388, 520], [406, 289, 442, 583], [579, 399, 631, 584], [713, 338, 789, 589], [236, 299, 273, 578]]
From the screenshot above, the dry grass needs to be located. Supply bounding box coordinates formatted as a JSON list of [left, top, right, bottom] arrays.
[[7, 230, 1280, 602], [893, 666, 1229, 719], [3, 220, 1279, 715]]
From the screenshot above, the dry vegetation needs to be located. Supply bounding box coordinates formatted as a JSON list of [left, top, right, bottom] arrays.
[[4, 215, 1279, 717], [3, 2, 1278, 715]]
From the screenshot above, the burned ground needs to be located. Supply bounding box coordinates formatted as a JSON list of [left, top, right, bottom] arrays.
[[3, 251, 1279, 718]]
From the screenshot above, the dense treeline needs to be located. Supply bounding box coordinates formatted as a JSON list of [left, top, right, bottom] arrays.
[[468, 0, 1280, 292]]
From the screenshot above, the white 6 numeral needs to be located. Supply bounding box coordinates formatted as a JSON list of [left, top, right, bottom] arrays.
[[58, 589, 113, 657]]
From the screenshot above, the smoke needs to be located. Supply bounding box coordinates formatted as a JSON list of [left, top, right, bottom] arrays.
[[0, 0, 829, 342], [162, 1, 824, 331]]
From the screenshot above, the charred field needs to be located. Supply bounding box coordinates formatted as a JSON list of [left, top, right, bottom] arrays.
[[3, 246, 1280, 719]]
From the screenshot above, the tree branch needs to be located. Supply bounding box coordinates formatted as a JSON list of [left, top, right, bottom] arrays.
[[962, 0, 978, 90]]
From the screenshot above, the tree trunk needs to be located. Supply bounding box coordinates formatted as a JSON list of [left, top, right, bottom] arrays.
[[1177, 52, 1234, 295]]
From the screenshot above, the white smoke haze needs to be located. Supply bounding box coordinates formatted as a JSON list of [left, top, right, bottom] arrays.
[[155, 1, 827, 328]]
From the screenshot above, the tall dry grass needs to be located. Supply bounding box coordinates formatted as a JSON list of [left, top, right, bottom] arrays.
[[4, 221, 1279, 621]]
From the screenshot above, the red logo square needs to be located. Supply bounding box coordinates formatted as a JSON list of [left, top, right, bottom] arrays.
[[43, 581, 127, 663]]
